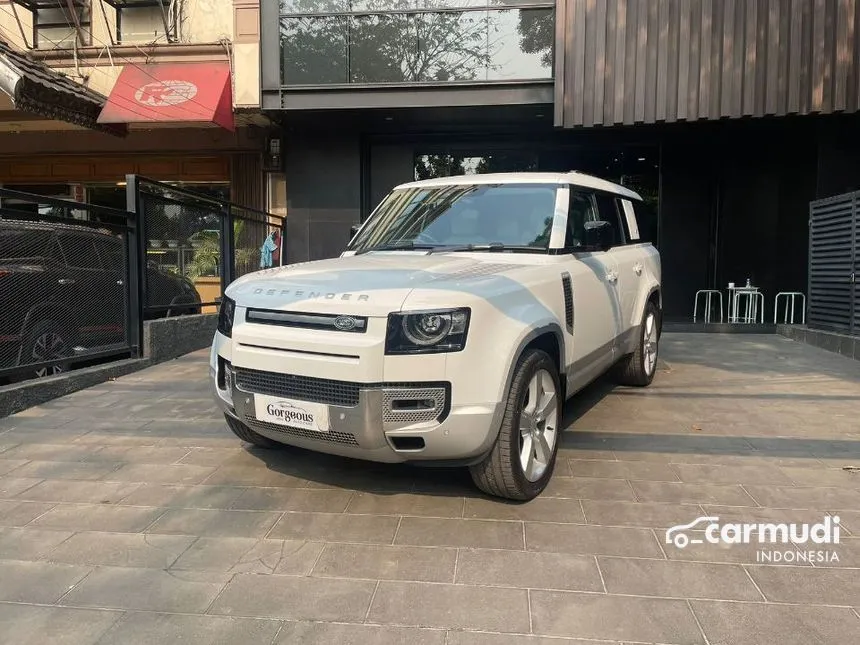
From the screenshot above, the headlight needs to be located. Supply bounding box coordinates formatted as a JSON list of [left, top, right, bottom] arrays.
[[385, 308, 470, 355], [217, 296, 235, 337]]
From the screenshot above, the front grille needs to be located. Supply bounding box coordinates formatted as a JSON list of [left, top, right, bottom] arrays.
[[382, 386, 447, 424], [234, 367, 359, 407], [245, 308, 367, 333], [245, 416, 359, 446]]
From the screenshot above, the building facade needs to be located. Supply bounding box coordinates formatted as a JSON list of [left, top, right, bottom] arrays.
[[0, 0, 283, 214], [259, 0, 860, 320]]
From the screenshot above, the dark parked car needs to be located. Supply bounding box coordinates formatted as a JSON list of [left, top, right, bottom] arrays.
[[0, 219, 201, 380]]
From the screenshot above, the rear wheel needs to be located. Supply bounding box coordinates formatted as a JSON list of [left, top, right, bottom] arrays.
[[613, 300, 660, 387], [21, 320, 72, 379], [469, 349, 561, 501], [225, 415, 280, 449]]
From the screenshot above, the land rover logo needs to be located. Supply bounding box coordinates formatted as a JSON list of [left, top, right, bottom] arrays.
[[333, 316, 357, 331]]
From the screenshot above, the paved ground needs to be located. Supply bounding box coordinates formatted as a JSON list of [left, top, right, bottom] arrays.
[[0, 333, 859, 645]]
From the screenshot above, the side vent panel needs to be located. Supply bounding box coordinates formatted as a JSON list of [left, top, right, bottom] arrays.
[[561, 272, 574, 333]]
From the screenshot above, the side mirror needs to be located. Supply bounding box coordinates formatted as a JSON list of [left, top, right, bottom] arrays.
[[583, 220, 614, 251]]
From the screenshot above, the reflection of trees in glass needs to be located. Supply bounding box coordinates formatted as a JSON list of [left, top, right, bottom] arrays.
[[414, 153, 538, 179], [517, 8, 554, 68], [414, 155, 468, 180], [281, 1, 511, 84]]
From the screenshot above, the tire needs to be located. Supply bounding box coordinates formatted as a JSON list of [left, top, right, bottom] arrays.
[[224, 414, 281, 449], [20, 320, 72, 380], [613, 300, 660, 387], [469, 349, 562, 501]]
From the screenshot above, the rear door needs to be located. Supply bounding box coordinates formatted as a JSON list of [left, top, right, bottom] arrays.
[[597, 193, 643, 337], [563, 188, 622, 387], [56, 232, 108, 347]]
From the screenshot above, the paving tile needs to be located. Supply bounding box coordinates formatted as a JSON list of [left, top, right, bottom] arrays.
[[60, 566, 229, 613], [16, 480, 141, 504], [231, 487, 353, 513], [671, 463, 794, 485], [0, 477, 44, 498], [779, 466, 860, 488], [0, 527, 72, 560], [525, 523, 664, 558], [543, 477, 637, 501], [274, 622, 446, 645], [463, 497, 585, 523], [171, 537, 323, 575], [267, 511, 400, 544], [313, 543, 457, 583], [747, 565, 860, 605], [559, 449, 618, 462], [46, 532, 195, 569], [145, 508, 281, 538], [0, 560, 92, 603], [30, 504, 164, 533], [663, 534, 813, 565], [368, 581, 530, 633], [743, 485, 860, 509], [701, 505, 843, 529], [209, 573, 376, 621], [8, 460, 122, 481], [0, 603, 121, 645], [530, 590, 705, 643], [104, 463, 216, 485], [446, 633, 614, 645], [456, 548, 604, 592], [0, 459, 29, 476], [582, 500, 704, 529], [395, 518, 525, 550], [85, 445, 192, 465], [177, 448, 240, 467], [630, 481, 758, 506], [94, 612, 280, 645], [598, 556, 763, 600], [0, 500, 55, 526], [570, 460, 680, 481], [118, 484, 247, 510], [202, 466, 308, 488], [691, 600, 860, 645], [345, 492, 463, 518]]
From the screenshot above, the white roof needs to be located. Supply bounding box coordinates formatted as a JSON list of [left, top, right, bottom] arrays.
[[395, 171, 643, 201]]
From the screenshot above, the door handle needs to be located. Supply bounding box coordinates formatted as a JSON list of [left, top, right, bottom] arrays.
[[57, 278, 76, 285], [633, 263, 643, 275], [606, 271, 618, 284]]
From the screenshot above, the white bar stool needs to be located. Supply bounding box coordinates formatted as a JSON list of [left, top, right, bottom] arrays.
[[774, 292, 806, 324], [733, 288, 764, 323], [693, 290, 724, 323]]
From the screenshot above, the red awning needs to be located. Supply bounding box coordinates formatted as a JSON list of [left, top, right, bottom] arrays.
[[97, 62, 234, 131]]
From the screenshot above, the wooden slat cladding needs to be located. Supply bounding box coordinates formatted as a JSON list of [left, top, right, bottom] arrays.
[[555, 0, 860, 128]]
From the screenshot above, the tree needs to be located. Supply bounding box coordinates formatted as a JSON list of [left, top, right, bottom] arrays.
[[517, 7, 554, 68]]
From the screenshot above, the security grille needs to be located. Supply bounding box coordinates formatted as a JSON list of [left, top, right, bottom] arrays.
[[808, 192, 858, 334], [0, 190, 135, 385], [244, 416, 360, 446]]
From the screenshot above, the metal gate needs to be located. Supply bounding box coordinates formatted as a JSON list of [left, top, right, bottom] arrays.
[[0, 189, 138, 384], [808, 192, 860, 334]]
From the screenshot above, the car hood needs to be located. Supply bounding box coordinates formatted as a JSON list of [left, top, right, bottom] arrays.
[[225, 252, 539, 316]]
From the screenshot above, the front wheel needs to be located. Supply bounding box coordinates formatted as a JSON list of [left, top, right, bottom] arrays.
[[469, 349, 562, 501], [225, 415, 281, 449], [613, 300, 660, 387]]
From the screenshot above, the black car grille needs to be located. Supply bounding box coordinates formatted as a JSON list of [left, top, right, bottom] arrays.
[[245, 416, 359, 446], [233, 367, 360, 407]]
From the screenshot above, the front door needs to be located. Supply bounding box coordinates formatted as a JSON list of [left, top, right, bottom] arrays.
[[563, 189, 622, 390]]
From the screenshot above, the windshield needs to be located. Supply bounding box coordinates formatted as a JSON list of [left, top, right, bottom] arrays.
[[349, 183, 559, 253]]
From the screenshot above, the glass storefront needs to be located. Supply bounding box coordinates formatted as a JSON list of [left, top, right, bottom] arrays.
[[279, 1, 555, 85]]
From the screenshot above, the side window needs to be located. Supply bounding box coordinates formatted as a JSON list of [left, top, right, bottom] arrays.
[[617, 198, 643, 243], [58, 234, 102, 270], [565, 190, 598, 249], [593, 192, 624, 246]]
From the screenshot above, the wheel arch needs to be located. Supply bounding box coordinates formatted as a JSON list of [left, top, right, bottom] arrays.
[[499, 323, 567, 406]]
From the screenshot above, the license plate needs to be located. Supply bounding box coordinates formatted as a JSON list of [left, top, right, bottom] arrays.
[[254, 394, 330, 432]]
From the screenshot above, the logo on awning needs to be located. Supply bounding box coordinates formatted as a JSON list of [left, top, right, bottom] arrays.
[[134, 80, 198, 107]]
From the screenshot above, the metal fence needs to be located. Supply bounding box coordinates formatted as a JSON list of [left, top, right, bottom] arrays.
[[0, 190, 137, 385], [808, 192, 860, 335], [127, 176, 284, 318]]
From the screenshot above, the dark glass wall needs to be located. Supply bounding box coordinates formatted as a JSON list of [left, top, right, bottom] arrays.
[[278, 1, 555, 86]]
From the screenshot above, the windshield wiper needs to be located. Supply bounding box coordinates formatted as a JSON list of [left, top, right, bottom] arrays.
[[354, 241, 436, 255], [428, 243, 543, 254]]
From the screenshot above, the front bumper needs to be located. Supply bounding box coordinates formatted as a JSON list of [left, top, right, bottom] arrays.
[[211, 358, 503, 464]]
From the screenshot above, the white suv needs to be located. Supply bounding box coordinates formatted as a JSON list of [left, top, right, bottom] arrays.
[[210, 172, 661, 500]]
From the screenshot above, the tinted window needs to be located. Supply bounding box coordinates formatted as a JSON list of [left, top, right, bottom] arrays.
[[58, 234, 102, 270], [0, 228, 51, 260], [565, 190, 597, 249], [593, 192, 623, 245]]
